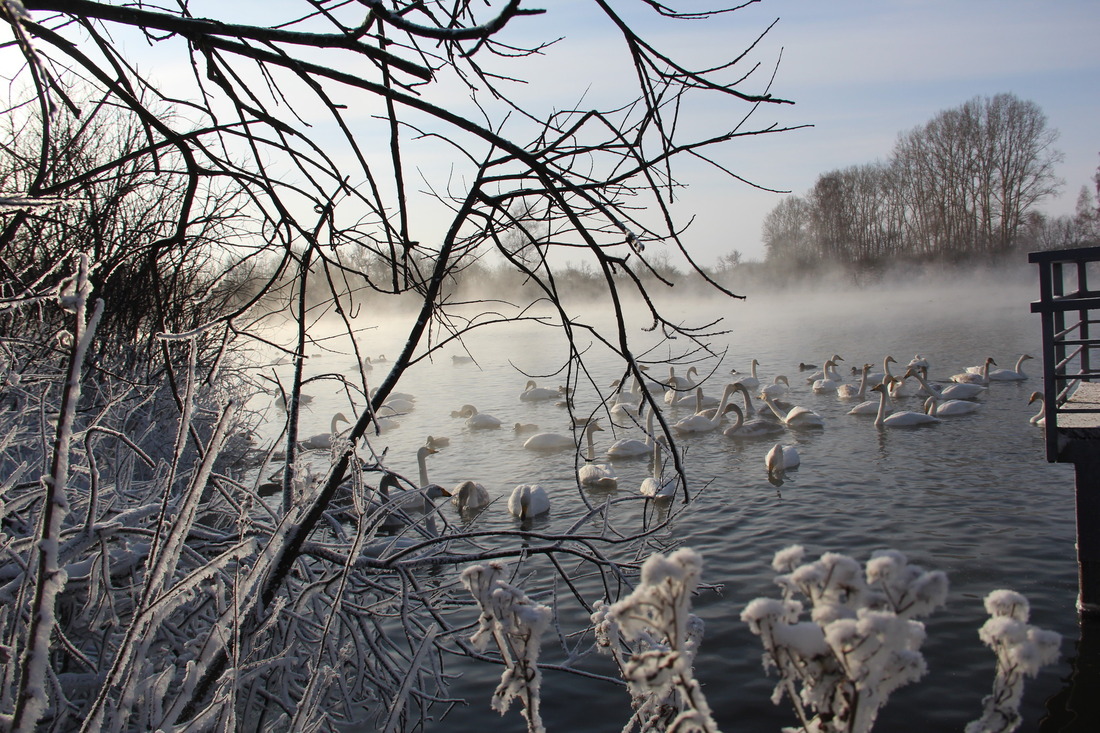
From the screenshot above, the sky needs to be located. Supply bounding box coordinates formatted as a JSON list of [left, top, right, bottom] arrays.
[[12, 1, 1099, 268], [518, 0, 1100, 265]]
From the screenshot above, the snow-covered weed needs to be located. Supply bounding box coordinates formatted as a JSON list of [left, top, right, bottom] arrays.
[[742, 545, 1058, 733]]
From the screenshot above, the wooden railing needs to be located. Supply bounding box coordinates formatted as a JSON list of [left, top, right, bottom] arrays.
[[1029, 245, 1100, 462]]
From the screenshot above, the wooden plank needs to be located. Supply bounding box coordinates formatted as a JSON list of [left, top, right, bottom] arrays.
[[1058, 381, 1100, 433]]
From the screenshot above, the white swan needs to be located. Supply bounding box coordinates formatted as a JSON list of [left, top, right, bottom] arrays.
[[805, 354, 844, 383], [610, 391, 645, 422], [672, 383, 739, 433], [985, 354, 1033, 381], [579, 422, 619, 489], [848, 376, 894, 416], [1028, 391, 1046, 426], [812, 359, 844, 394], [759, 375, 790, 399], [761, 392, 825, 429], [374, 416, 400, 432], [520, 380, 560, 402], [723, 403, 784, 439], [663, 366, 698, 404], [952, 357, 995, 385], [905, 368, 987, 401], [866, 355, 898, 385], [455, 405, 501, 430], [765, 443, 800, 479], [837, 363, 872, 400], [733, 359, 761, 391], [639, 438, 676, 500], [523, 430, 574, 451], [383, 397, 415, 414], [371, 387, 415, 403], [452, 480, 491, 512], [732, 382, 759, 417], [375, 448, 452, 518], [508, 484, 550, 519], [607, 407, 656, 458], [301, 412, 350, 450], [925, 396, 981, 417], [872, 384, 941, 427]]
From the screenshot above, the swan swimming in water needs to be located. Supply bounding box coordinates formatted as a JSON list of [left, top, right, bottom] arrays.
[[952, 357, 995, 385], [455, 405, 502, 430], [520, 380, 561, 401], [639, 438, 676, 500], [1028, 391, 1047, 426], [607, 407, 656, 458], [722, 403, 784, 439], [872, 384, 941, 427], [672, 384, 739, 433], [663, 366, 699, 404], [765, 443, 800, 479], [759, 375, 790, 399], [983, 354, 1033, 381], [452, 480, 491, 512], [812, 359, 844, 394], [925, 395, 982, 417], [805, 354, 843, 383], [578, 422, 619, 489], [523, 429, 575, 451], [300, 412, 350, 450], [761, 392, 825, 429], [508, 484, 550, 519], [905, 368, 987, 402], [732, 359, 761, 391], [836, 363, 872, 400], [865, 355, 897, 386], [848, 376, 894, 416]]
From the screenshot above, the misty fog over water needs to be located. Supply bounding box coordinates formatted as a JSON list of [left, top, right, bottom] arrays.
[[254, 273, 1081, 731]]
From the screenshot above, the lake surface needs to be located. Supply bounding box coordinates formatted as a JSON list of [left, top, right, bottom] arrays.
[[255, 273, 1086, 732]]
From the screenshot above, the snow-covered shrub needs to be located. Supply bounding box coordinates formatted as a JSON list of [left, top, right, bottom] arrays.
[[743, 546, 1059, 733], [591, 547, 718, 733], [462, 561, 553, 733], [741, 545, 948, 733], [965, 589, 1062, 733]]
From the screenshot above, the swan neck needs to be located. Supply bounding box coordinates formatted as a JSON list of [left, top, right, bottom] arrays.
[[418, 451, 430, 488], [875, 388, 887, 426]]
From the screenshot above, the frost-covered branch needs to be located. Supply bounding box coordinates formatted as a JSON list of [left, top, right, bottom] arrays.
[[965, 590, 1061, 733], [742, 545, 948, 733], [462, 561, 553, 733], [592, 547, 717, 733]]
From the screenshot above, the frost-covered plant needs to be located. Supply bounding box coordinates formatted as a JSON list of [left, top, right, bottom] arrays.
[[592, 547, 718, 733], [462, 561, 554, 733], [741, 545, 948, 733], [965, 589, 1061, 733]]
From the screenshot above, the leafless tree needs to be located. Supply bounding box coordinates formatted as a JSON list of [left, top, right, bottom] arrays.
[[0, 2, 797, 729]]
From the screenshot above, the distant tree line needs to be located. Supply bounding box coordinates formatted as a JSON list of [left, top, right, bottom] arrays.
[[761, 93, 1097, 273]]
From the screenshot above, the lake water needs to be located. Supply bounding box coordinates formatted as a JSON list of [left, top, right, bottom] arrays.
[[255, 273, 1087, 732]]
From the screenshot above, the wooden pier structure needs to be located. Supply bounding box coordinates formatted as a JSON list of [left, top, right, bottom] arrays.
[[1030, 245, 1100, 617]]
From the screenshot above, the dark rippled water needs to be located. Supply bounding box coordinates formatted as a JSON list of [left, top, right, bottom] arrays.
[[270, 276, 1087, 732]]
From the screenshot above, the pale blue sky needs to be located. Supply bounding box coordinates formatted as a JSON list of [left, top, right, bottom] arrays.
[[517, 0, 1100, 264], [35, 1, 1099, 266]]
